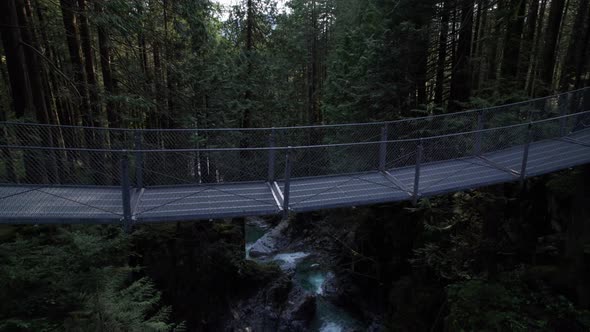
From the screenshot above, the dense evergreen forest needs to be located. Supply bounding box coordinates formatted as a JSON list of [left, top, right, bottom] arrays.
[[2, 0, 590, 127], [1, 0, 590, 331]]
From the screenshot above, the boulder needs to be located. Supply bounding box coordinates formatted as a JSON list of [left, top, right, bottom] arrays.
[[249, 220, 290, 258]]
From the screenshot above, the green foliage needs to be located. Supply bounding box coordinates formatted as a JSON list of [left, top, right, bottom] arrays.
[[546, 169, 582, 199], [410, 192, 484, 280], [446, 279, 528, 331], [0, 225, 179, 331], [68, 268, 184, 332], [446, 277, 590, 331]]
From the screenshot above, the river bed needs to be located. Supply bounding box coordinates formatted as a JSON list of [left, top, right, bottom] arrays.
[[245, 219, 364, 332]]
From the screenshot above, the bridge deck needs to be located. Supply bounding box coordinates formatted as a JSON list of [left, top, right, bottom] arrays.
[[1, 129, 589, 224]]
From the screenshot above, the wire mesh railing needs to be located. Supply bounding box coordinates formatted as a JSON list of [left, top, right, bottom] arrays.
[[1, 88, 588, 151], [0, 92, 589, 226], [1, 110, 589, 187]]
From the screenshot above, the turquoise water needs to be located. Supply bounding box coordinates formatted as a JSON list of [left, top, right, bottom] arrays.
[[245, 223, 363, 331], [245, 222, 267, 259], [295, 259, 364, 332]]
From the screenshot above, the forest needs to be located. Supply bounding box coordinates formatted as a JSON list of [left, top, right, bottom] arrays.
[[1, 0, 590, 330]]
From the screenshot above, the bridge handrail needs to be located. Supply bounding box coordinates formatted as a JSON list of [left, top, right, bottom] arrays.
[[0, 87, 588, 132], [1, 111, 588, 153]]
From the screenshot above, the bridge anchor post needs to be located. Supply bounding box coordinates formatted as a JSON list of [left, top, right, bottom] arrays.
[[121, 153, 133, 233], [412, 141, 423, 205], [282, 147, 292, 220]]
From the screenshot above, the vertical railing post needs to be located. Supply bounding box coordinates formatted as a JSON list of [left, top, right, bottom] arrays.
[[268, 128, 276, 182], [578, 88, 590, 131], [412, 140, 423, 205], [121, 153, 133, 233], [474, 110, 485, 155], [134, 130, 143, 189], [559, 93, 568, 136], [379, 124, 388, 171], [282, 147, 292, 219], [520, 123, 533, 189]]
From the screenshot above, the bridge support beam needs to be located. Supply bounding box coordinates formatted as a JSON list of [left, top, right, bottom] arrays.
[[578, 88, 590, 132], [379, 124, 388, 171], [474, 110, 485, 156], [282, 148, 292, 220], [121, 154, 133, 233], [412, 142, 423, 205], [134, 131, 143, 189], [559, 93, 569, 137], [520, 123, 533, 189]]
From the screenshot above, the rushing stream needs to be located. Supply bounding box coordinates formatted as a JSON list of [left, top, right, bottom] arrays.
[[245, 220, 364, 332]]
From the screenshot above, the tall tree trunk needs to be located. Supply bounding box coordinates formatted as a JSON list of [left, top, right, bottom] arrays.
[[17, 0, 56, 182], [96, 0, 118, 128], [574, 13, 590, 89], [541, 0, 566, 92], [60, 0, 98, 184], [242, 0, 254, 130], [521, 0, 540, 90], [0, 0, 33, 119], [153, 41, 165, 128], [308, 0, 320, 125], [449, 0, 474, 110], [476, 0, 489, 92], [527, 0, 548, 96], [0, 46, 17, 182], [560, 0, 590, 90], [59, 0, 92, 127], [435, 0, 450, 105], [18, 0, 51, 124], [501, 0, 526, 83], [471, 0, 483, 92], [30, 0, 60, 126], [77, 0, 101, 127]]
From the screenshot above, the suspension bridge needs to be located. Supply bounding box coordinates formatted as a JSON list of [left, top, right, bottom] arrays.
[[1, 88, 589, 229]]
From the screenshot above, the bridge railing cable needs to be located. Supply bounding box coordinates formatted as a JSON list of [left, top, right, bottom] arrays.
[[1, 88, 588, 152]]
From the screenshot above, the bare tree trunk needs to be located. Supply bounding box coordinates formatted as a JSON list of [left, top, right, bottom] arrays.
[[435, 0, 450, 105], [541, 0, 566, 92], [59, 0, 92, 127], [0, 44, 17, 183], [527, 0, 548, 96], [560, 0, 590, 90], [0, 0, 33, 119], [242, 0, 254, 130], [501, 0, 526, 83], [574, 13, 590, 89], [449, 0, 474, 110], [521, 0, 540, 91], [476, 0, 489, 92], [15, 0, 48, 123], [96, 0, 118, 128], [77, 0, 101, 127]]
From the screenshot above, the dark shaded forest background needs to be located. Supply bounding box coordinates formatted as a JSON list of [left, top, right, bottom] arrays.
[[1, 0, 590, 331], [1, 0, 589, 129]]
